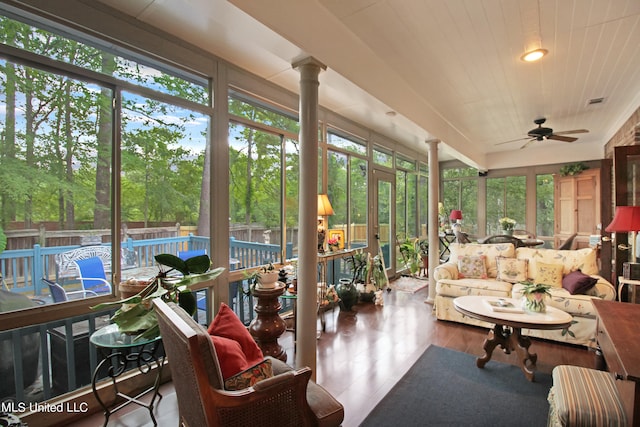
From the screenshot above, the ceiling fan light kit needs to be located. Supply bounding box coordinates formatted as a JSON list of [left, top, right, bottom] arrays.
[[521, 48, 548, 62]]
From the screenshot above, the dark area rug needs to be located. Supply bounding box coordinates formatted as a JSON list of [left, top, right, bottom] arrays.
[[360, 345, 552, 427]]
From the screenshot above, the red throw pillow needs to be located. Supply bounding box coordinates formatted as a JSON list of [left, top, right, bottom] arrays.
[[208, 303, 264, 377], [210, 335, 249, 379]]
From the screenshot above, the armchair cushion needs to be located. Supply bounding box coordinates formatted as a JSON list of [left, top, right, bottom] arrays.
[[208, 302, 264, 378], [224, 358, 273, 391]]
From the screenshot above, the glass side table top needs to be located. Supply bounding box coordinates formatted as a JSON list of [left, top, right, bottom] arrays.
[[90, 323, 160, 349]]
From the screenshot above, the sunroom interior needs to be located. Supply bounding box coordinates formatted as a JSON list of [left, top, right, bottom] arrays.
[[0, 1, 639, 426]]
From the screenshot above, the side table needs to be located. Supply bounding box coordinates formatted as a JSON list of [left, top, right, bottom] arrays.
[[249, 282, 287, 362], [89, 324, 164, 426], [618, 276, 640, 303]]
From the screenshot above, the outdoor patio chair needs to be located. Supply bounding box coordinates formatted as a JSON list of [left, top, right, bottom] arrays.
[[478, 234, 525, 248], [72, 257, 112, 296], [177, 249, 209, 311], [42, 277, 93, 303], [178, 249, 207, 260], [454, 230, 471, 243], [153, 299, 344, 427]]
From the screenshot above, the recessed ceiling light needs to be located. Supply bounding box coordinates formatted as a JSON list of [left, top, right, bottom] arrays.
[[386, 111, 397, 117], [520, 48, 548, 62]]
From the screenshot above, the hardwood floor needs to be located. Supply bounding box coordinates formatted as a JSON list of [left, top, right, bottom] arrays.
[[70, 283, 596, 427]]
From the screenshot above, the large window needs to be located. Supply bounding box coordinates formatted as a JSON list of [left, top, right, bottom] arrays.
[[327, 130, 368, 249], [486, 176, 526, 234], [442, 167, 478, 235], [536, 174, 554, 238], [228, 95, 300, 264]]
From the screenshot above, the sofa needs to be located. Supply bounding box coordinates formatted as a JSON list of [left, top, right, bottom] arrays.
[[433, 243, 616, 348]]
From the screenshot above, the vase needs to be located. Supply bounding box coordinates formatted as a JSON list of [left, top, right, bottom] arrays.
[[336, 279, 359, 311], [503, 229, 514, 236], [329, 244, 340, 252], [522, 293, 546, 312]]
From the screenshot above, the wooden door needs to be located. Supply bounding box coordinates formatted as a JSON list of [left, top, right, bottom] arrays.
[[554, 169, 600, 248]]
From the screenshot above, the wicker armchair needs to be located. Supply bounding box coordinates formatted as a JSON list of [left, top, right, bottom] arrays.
[[154, 299, 344, 427]]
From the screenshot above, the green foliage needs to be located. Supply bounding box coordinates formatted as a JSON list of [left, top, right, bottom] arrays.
[[92, 253, 224, 340], [398, 238, 420, 276], [559, 162, 588, 176], [0, 226, 6, 254]]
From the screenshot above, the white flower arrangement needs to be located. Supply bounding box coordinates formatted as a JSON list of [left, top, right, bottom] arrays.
[[499, 217, 516, 230]]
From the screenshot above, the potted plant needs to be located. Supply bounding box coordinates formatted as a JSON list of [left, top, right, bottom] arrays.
[[245, 262, 279, 290], [398, 238, 420, 277], [91, 253, 224, 340], [346, 250, 373, 302], [520, 281, 551, 312], [418, 239, 428, 276], [370, 253, 388, 292], [498, 217, 516, 235]]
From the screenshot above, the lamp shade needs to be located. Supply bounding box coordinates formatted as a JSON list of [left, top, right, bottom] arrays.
[[605, 206, 640, 232], [317, 194, 334, 216], [449, 210, 463, 221]]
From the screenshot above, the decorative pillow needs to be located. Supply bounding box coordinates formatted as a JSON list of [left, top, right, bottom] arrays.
[[210, 335, 249, 379], [534, 262, 564, 288], [208, 303, 264, 379], [224, 358, 273, 391], [496, 257, 528, 283], [457, 255, 487, 279], [562, 270, 598, 295]]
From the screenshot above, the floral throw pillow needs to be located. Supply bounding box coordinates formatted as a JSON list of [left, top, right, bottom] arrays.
[[534, 262, 564, 288], [224, 358, 273, 391], [457, 255, 487, 279], [496, 257, 528, 283]]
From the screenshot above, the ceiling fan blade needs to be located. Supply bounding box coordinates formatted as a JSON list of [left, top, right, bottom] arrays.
[[495, 137, 529, 145], [548, 135, 577, 142], [553, 129, 589, 135], [520, 138, 535, 149]]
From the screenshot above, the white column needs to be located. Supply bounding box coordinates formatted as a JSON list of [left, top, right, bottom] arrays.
[[292, 57, 326, 378], [426, 139, 440, 304]]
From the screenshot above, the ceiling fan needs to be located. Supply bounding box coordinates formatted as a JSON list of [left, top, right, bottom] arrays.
[[496, 118, 589, 149]]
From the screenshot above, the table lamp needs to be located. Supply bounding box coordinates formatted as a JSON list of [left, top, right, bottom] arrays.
[[317, 194, 334, 253], [450, 210, 463, 232], [605, 205, 640, 266]]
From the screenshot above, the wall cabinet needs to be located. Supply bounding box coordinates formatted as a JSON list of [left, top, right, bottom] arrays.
[[554, 168, 600, 249]]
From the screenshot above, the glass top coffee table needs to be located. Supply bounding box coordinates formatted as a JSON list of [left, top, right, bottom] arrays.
[[453, 295, 572, 381]]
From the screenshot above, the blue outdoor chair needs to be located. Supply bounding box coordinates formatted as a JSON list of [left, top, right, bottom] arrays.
[[177, 249, 208, 311], [42, 277, 93, 303], [177, 249, 207, 261], [72, 256, 112, 296]]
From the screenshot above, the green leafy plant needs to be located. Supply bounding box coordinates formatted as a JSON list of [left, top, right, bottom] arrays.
[[243, 262, 276, 291], [559, 162, 588, 176], [92, 253, 224, 341], [398, 238, 420, 276], [370, 254, 388, 291], [498, 217, 516, 231], [345, 250, 369, 284], [521, 281, 552, 296]]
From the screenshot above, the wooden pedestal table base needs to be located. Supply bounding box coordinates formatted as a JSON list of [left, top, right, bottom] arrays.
[[453, 295, 572, 382], [249, 282, 287, 362], [477, 324, 537, 381]]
